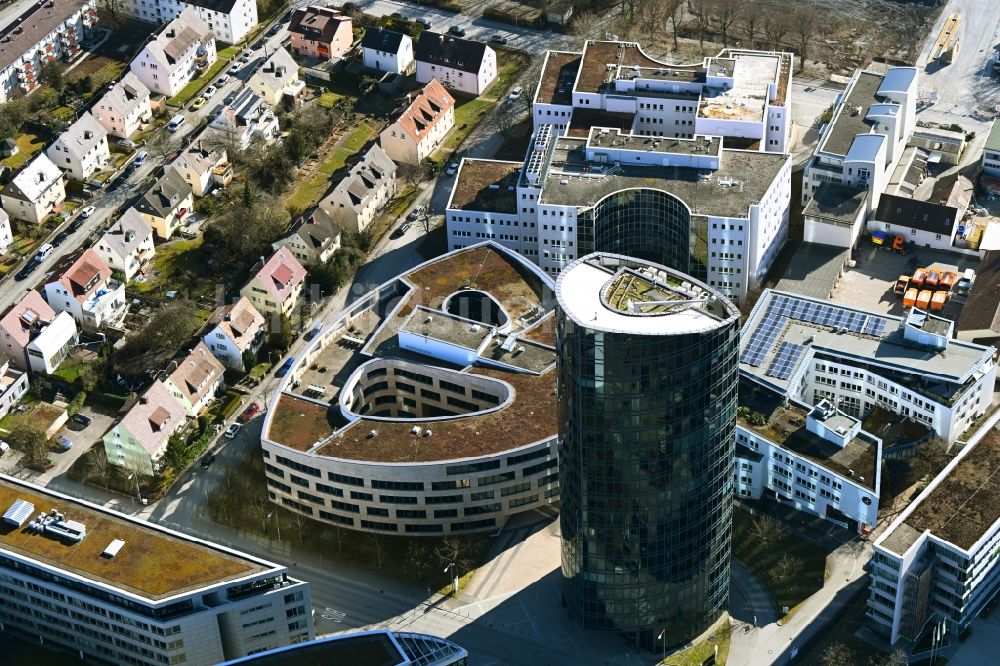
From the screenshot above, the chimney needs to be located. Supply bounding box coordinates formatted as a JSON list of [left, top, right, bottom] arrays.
[[84, 131, 93, 140]]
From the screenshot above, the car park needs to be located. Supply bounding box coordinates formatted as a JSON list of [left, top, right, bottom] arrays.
[[71, 413, 92, 427], [79, 205, 96, 218], [224, 423, 241, 439], [448, 26, 466, 37], [416, 17, 431, 28], [276, 357, 295, 377], [489, 35, 507, 45], [239, 402, 261, 423]]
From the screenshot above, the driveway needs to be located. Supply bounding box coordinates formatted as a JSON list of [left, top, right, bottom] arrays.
[[40, 406, 117, 486]]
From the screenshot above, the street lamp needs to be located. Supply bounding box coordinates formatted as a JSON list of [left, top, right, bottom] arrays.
[[658, 629, 666, 661], [443, 562, 457, 595]]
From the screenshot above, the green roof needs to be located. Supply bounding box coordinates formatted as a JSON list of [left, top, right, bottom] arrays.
[[986, 120, 1000, 153]]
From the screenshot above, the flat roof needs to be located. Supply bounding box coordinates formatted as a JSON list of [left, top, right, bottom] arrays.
[[265, 244, 558, 463], [0, 476, 265, 601], [222, 630, 466, 666], [774, 242, 848, 300], [741, 290, 995, 396], [449, 159, 521, 214], [588, 127, 722, 157], [803, 182, 868, 223], [535, 50, 581, 106], [986, 120, 1000, 153], [819, 71, 886, 157], [738, 380, 878, 490], [698, 52, 779, 122], [557, 254, 737, 335], [880, 429, 1000, 555], [400, 306, 492, 350], [574, 41, 704, 94], [539, 137, 787, 218]]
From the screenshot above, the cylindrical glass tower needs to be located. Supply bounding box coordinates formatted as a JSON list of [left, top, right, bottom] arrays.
[[556, 252, 740, 649]]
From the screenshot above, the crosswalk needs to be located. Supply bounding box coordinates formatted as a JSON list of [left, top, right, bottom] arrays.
[[320, 607, 346, 623]]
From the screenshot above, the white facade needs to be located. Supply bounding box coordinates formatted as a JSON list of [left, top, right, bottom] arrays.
[[379, 79, 455, 166], [0, 0, 98, 104], [46, 112, 109, 181], [983, 120, 1000, 178], [93, 208, 156, 281], [414, 33, 496, 96], [128, 0, 257, 45], [318, 144, 396, 234], [91, 72, 152, 139], [43, 249, 126, 331], [26, 311, 77, 374], [0, 475, 313, 666], [129, 8, 217, 97], [1, 153, 66, 224], [362, 29, 413, 74], [0, 361, 29, 421], [209, 89, 279, 151], [0, 209, 13, 252], [203, 297, 265, 371]]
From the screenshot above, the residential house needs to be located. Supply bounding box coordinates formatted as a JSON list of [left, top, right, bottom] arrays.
[[288, 6, 352, 61], [0, 359, 29, 421], [42, 248, 126, 331], [0, 290, 78, 374], [248, 47, 305, 108], [0, 209, 13, 253], [272, 209, 341, 265], [46, 112, 109, 181], [202, 296, 265, 370], [169, 132, 232, 196], [318, 144, 396, 234], [91, 72, 152, 139], [239, 246, 306, 329], [1, 153, 66, 224], [869, 193, 960, 253], [134, 169, 193, 239], [0, 0, 98, 103], [102, 380, 186, 474], [415, 31, 496, 96], [93, 208, 156, 281], [163, 341, 225, 416], [379, 78, 455, 165], [209, 88, 279, 151], [127, 0, 258, 45], [129, 8, 217, 97], [362, 28, 413, 74]]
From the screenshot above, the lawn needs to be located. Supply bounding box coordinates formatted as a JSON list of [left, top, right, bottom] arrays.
[[663, 619, 731, 666], [1, 134, 45, 169], [318, 91, 347, 109], [66, 56, 125, 89], [286, 173, 330, 211], [168, 46, 239, 106], [317, 123, 376, 176], [49, 355, 88, 386], [437, 97, 495, 156], [732, 508, 827, 615], [135, 236, 217, 299], [490, 49, 531, 100]]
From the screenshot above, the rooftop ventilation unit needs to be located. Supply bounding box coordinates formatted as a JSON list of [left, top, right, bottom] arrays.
[[102, 539, 126, 559], [2, 499, 34, 527], [368, 429, 378, 438], [410, 426, 422, 436], [423, 429, 433, 437]]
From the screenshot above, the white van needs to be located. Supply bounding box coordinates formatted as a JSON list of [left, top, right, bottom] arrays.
[[167, 114, 186, 132], [34, 243, 53, 262], [133, 150, 148, 166]]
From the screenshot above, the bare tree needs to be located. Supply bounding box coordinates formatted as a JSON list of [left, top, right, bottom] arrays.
[[496, 100, 524, 138], [666, 0, 685, 51], [740, 0, 762, 50], [792, 7, 818, 64], [397, 162, 431, 190], [762, 9, 791, 52], [248, 490, 270, 533], [712, 0, 740, 48], [368, 532, 385, 569], [748, 514, 785, 549], [690, 0, 714, 51], [772, 553, 803, 583], [98, 0, 129, 27], [635, 0, 667, 44], [869, 650, 908, 666], [406, 540, 433, 582], [821, 642, 856, 666], [144, 126, 179, 161], [570, 11, 605, 39], [86, 448, 112, 487]]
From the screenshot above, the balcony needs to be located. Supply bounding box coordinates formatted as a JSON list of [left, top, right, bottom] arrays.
[[211, 162, 234, 185], [81, 279, 127, 329]]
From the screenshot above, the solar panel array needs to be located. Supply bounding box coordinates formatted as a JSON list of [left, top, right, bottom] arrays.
[[740, 294, 891, 371], [765, 342, 805, 380]]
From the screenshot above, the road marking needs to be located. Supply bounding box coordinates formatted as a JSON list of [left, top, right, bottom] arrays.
[[320, 607, 346, 622]]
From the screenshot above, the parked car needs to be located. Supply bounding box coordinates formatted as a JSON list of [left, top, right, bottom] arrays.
[[489, 35, 507, 45], [14, 264, 32, 281], [304, 323, 323, 341], [407, 204, 425, 221], [191, 97, 206, 110], [239, 402, 261, 423], [133, 150, 148, 167], [446, 162, 459, 176], [228, 61, 243, 74], [0, 441, 8, 455], [34, 243, 53, 263], [118, 139, 137, 149], [416, 17, 431, 28], [200, 453, 216, 468], [216, 74, 229, 86], [224, 423, 241, 439], [391, 11, 405, 18], [240, 50, 254, 62], [167, 114, 186, 132], [69, 217, 84, 232], [71, 413, 92, 427], [79, 205, 96, 218], [448, 25, 466, 37], [390, 222, 411, 239], [276, 357, 295, 377], [57, 436, 74, 451], [507, 86, 523, 102], [203, 85, 218, 98], [52, 229, 71, 247], [224, 91, 238, 105]]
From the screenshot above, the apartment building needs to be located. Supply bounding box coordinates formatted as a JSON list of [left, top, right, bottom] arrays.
[[740, 290, 996, 445], [134, 169, 194, 239], [415, 32, 496, 96], [239, 247, 306, 329], [46, 112, 109, 181], [0, 291, 68, 372], [379, 78, 455, 165], [128, 0, 257, 45], [129, 8, 217, 97], [169, 133, 232, 196], [103, 380, 187, 474], [248, 47, 304, 108], [1, 153, 66, 224], [446, 125, 791, 303], [288, 6, 352, 61], [0, 474, 313, 665], [91, 72, 152, 139], [272, 211, 341, 265], [362, 27, 413, 74], [801, 67, 918, 246], [163, 341, 225, 416], [867, 429, 1000, 647], [93, 208, 156, 281], [0, 360, 28, 420], [209, 88, 279, 150], [0, 0, 98, 103], [42, 248, 126, 331], [202, 297, 265, 371], [982, 120, 1000, 178], [318, 144, 396, 234], [531, 43, 793, 154]]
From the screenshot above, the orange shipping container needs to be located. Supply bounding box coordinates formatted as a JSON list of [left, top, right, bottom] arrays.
[[911, 268, 927, 288], [939, 271, 957, 291], [903, 288, 918, 308], [931, 291, 948, 311], [925, 271, 941, 289], [916, 290, 933, 310]]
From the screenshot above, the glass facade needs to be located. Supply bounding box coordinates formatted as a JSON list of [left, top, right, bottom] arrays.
[[557, 256, 739, 649], [578, 189, 708, 284]]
